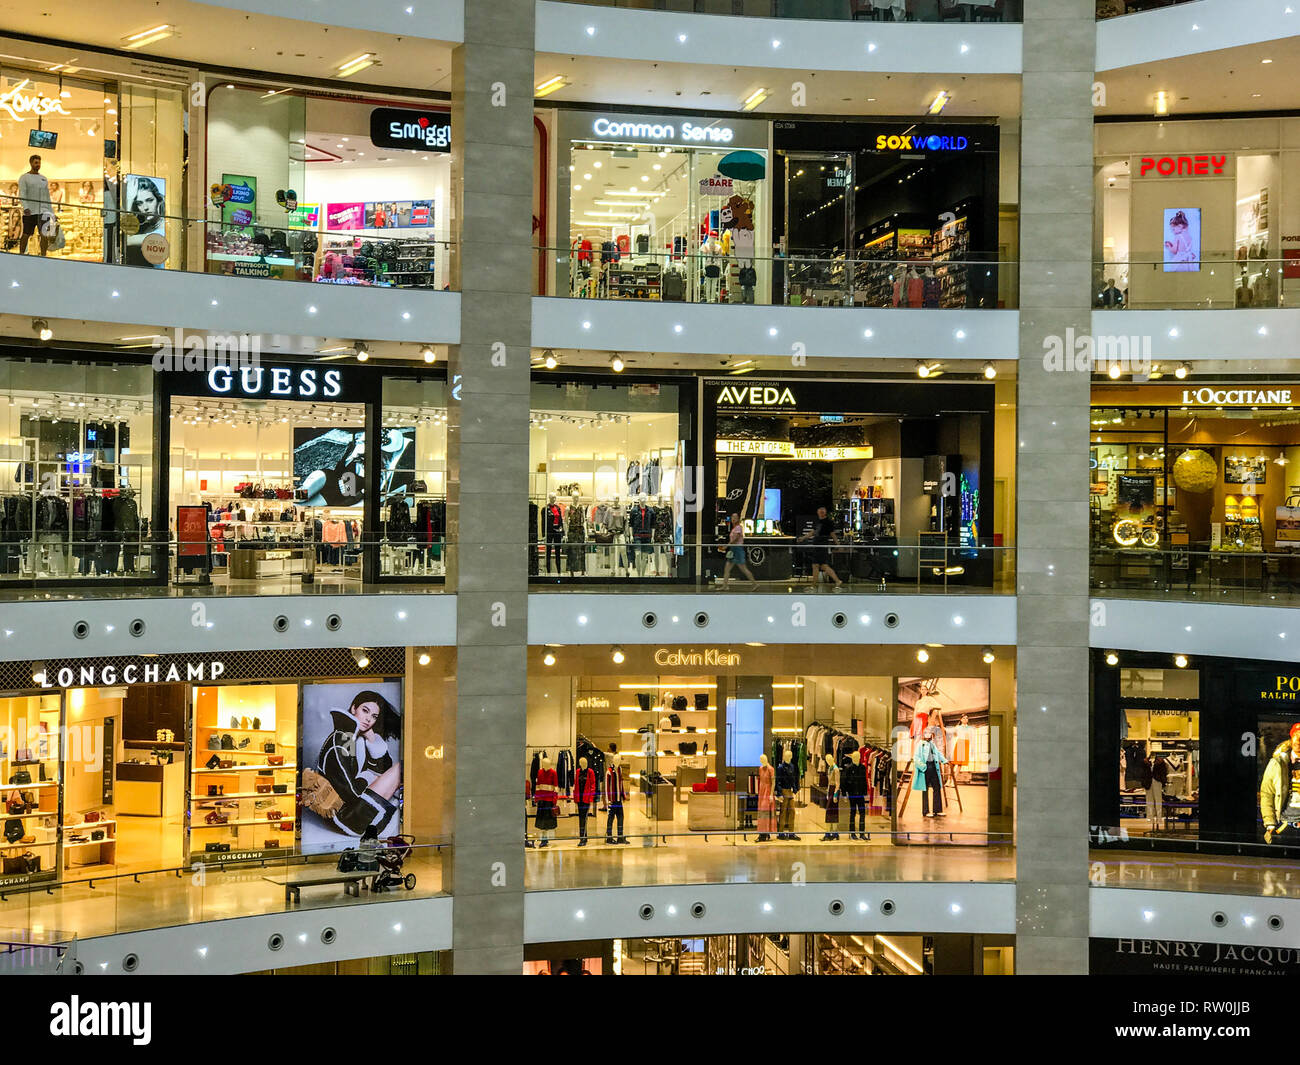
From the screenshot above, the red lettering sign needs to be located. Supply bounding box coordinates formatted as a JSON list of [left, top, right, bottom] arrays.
[[1139, 154, 1227, 178]]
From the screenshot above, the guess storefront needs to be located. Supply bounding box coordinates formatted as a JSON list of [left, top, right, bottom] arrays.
[[0, 647, 430, 885]]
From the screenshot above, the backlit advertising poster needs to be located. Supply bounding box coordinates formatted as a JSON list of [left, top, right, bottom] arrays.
[[300, 681, 403, 853], [1163, 207, 1201, 272], [1257, 715, 1300, 845]]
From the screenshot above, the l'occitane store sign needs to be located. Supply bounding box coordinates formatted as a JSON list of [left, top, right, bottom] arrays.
[[654, 648, 741, 667]]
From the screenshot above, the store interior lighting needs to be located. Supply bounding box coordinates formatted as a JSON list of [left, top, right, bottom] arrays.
[[337, 53, 377, 78], [31, 318, 52, 342], [421, 346, 436, 364], [1106, 651, 1119, 666], [122, 24, 175, 48], [354, 341, 369, 362], [982, 362, 997, 379], [351, 648, 371, 669], [610, 354, 625, 373], [543, 651, 557, 666], [982, 647, 995, 664], [611, 646, 625, 664], [535, 76, 568, 98], [1175, 363, 1191, 379], [741, 87, 770, 112]]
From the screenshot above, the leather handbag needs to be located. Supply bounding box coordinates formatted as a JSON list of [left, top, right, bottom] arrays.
[[3, 819, 22, 843], [263, 742, 276, 754], [252, 717, 261, 730], [279, 821, 293, 832], [207, 736, 222, 750], [694, 693, 709, 711], [19, 834, 34, 845], [678, 741, 698, 756], [8, 770, 30, 785], [255, 784, 272, 794], [205, 754, 221, 769], [264, 809, 282, 822], [90, 829, 105, 841], [266, 755, 285, 766], [220, 734, 235, 750], [83, 811, 100, 823], [7, 792, 29, 815], [218, 760, 234, 769], [301, 767, 344, 819], [264, 839, 280, 848], [272, 784, 288, 794], [204, 811, 229, 825], [206, 785, 221, 797], [204, 842, 230, 853]]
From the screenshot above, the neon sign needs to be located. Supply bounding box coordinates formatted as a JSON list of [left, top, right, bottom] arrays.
[[0, 80, 70, 123]]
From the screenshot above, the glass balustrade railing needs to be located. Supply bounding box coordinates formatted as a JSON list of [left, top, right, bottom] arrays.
[[1089, 830, 1300, 899], [1091, 547, 1300, 606], [0, 196, 453, 290], [525, 827, 1015, 890], [542, 247, 1013, 308], [551, 0, 1021, 22], [0, 539, 1014, 598], [0, 839, 450, 945], [1093, 258, 1288, 310]]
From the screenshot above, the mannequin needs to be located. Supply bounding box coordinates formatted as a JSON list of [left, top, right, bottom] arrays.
[[534, 754, 559, 846], [574, 756, 598, 846], [566, 492, 586, 574], [776, 749, 799, 840], [604, 751, 629, 844], [756, 753, 775, 842], [608, 495, 628, 575], [844, 749, 868, 840], [913, 726, 947, 818], [630, 492, 653, 576], [544, 492, 565, 575], [820, 753, 841, 842]]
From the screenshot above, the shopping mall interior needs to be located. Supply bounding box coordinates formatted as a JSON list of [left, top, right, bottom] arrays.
[[0, 0, 1296, 1000]]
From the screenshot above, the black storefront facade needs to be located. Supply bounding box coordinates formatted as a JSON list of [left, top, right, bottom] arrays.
[[1092, 649, 1300, 858], [702, 376, 996, 587], [0, 347, 447, 588], [772, 120, 1003, 309]]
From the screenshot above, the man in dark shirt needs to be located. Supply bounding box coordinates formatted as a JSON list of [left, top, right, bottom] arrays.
[[798, 505, 843, 588]]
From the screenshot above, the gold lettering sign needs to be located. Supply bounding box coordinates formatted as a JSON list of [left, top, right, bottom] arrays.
[[653, 648, 741, 667], [575, 696, 611, 709], [1262, 675, 1300, 700], [716, 439, 873, 462]]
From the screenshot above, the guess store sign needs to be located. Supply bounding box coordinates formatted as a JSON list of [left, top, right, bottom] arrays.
[[1138, 154, 1230, 178]]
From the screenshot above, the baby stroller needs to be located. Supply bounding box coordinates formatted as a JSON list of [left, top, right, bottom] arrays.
[[369, 834, 417, 893]]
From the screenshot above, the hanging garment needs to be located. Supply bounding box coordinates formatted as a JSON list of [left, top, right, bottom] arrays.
[[757, 762, 776, 834]]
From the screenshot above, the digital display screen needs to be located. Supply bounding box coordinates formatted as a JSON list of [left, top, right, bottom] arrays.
[[763, 487, 782, 522], [28, 129, 57, 150], [726, 697, 765, 767], [1163, 207, 1201, 273]]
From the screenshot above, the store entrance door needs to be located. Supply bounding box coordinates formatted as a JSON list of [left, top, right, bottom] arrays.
[[781, 152, 854, 306]]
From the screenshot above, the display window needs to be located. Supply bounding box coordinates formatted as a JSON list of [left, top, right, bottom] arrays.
[[0, 355, 157, 583], [0, 648, 423, 882], [526, 645, 1013, 851], [703, 376, 998, 588], [1094, 119, 1295, 309], [610, 933, 1009, 975], [206, 85, 451, 287], [529, 377, 688, 581], [1091, 651, 1300, 855], [0, 61, 185, 267], [1090, 383, 1300, 582], [553, 110, 771, 304], [772, 121, 1004, 308], [162, 360, 447, 588]]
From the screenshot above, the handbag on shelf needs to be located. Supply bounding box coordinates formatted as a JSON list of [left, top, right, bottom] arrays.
[[264, 839, 280, 848], [19, 834, 34, 845], [6, 792, 30, 815], [83, 811, 101, 823], [272, 784, 288, 794], [90, 829, 105, 841], [279, 821, 293, 832], [220, 734, 235, 750], [204, 842, 230, 853], [205, 754, 221, 770], [3, 819, 22, 843], [255, 784, 272, 794], [266, 755, 285, 766], [252, 717, 261, 730], [8, 770, 30, 785], [263, 742, 276, 754], [207, 736, 222, 751], [217, 760, 234, 769], [264, 809, 282, 822]]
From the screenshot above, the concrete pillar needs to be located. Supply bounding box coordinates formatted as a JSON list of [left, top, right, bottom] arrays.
[[445, 0, 535, 974], [1015, 0, 1097, 974]]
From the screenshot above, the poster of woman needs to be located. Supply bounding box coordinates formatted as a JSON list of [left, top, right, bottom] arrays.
[[123, 174, 166, 268], [300, 682, 403, 851]]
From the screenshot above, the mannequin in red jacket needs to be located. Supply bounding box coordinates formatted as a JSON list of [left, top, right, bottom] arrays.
[[573, 757, 598, 846]]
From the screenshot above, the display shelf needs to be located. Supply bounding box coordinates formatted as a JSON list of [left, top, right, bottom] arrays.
[[198, 726, 278, 734], [191, 816, 296, 829], [2, 811, 56, 821], [62, 839, 115, 849], [192, 764, 296, 773], [193, 790, 289, 800]]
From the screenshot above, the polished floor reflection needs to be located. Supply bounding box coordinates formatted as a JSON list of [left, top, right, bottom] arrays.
[[1089, 851, 1300, 898]]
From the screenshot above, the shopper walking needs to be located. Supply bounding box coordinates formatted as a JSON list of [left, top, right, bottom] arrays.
[[18, 155, 51, 256], [719, 512, 758, 588], [797, 505, 844, 588]]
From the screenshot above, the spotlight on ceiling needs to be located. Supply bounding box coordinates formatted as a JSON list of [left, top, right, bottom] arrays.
[[351, 648, 371, 669], [982, 362, 996, 380], [354, 340, 369, 362], [1175, 363, 1190, 380], [421, 345, 436, 364], [32, 318, 52, 342], [1107, 362, 1122, 380], [916, 647, 930, 664], [543, 651, 557, 666], [611, 646, 625, 664], [543, 349, 558, 370], [417, 652, 431, 666], [1105, 651, 1119, 666], [610, 354, 625, 373], [982, 647, 995, 664], [1174, 654, 1188, 669]]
